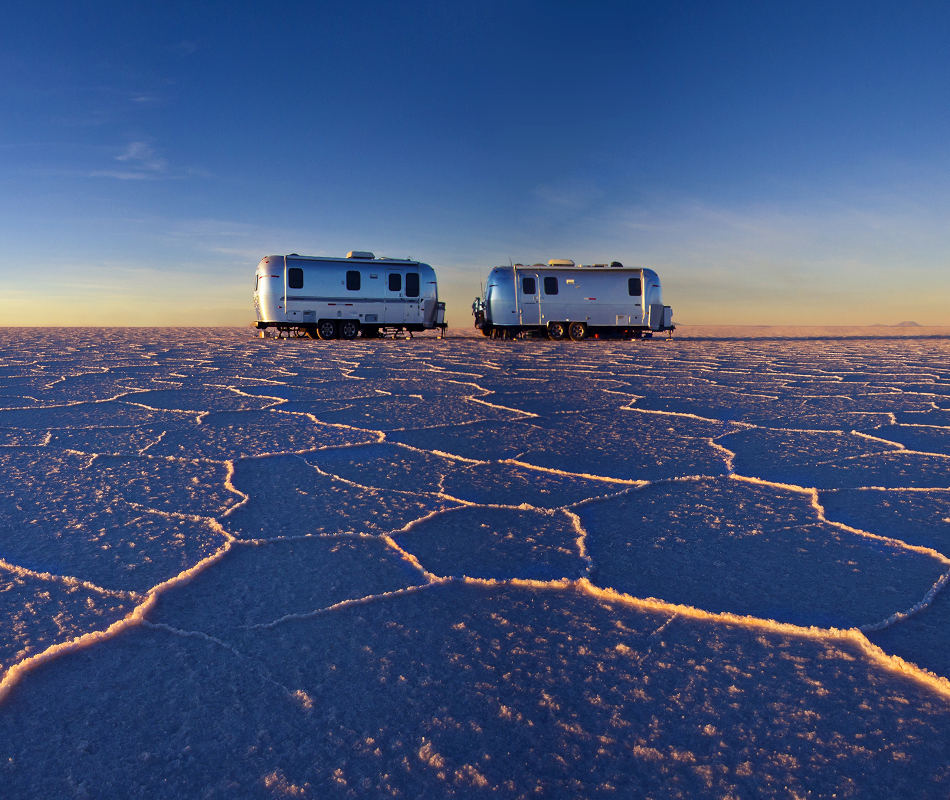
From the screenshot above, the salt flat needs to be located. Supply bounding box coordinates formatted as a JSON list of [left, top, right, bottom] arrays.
[[0, 326, 948, 798]]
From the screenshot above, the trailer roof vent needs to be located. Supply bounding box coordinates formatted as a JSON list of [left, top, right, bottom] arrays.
[[610, 261, 624, 268], [347, 250, 375, 259], [547, 259, 574, 267]]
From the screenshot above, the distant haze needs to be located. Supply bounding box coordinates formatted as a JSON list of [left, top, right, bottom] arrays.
[[1, 2, 949, 326]]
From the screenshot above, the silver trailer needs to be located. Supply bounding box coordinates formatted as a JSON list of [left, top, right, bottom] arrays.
[[254, 251, 446, 339], [472, 259, 674, 340]]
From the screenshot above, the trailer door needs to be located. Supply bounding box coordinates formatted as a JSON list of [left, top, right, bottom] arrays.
[[404, 271, 423, 324], [627, 274, 644, 325], [385, 271, 408, 325], [519, 273, 541, 326]]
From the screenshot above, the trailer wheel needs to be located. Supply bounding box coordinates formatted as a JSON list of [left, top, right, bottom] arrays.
[[317, 320, 337, 340], [568, 322, 586, 341], [340, 320, 359, 339], [547, 322, 566, 340]]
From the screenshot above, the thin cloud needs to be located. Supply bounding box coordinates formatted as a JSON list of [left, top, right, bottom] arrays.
[[116, 141, 167, 172], [173, 40, 199, 55], [86, 170, 165, 181], [86, 141, 171, 180], [130, 93, 163, 106]]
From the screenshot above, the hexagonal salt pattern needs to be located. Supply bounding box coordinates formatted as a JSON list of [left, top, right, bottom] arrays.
[[0, 328, 948, 798]]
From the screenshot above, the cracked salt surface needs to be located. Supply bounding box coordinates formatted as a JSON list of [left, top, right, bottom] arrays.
[[0, 327, 949, 798]]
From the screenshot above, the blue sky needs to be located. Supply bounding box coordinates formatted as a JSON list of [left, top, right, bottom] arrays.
[[2, 1, 949, 325]]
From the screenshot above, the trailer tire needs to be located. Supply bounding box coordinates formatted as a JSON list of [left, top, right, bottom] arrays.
[[568, 322, 586, 341], [317, 320, 337, 340], [340, 320, 359, 340], [547, 322, 566, 340]]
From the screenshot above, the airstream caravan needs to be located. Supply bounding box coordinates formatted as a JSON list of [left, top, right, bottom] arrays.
[[254, 252, 446, 338], [472, 260, 674, 340]]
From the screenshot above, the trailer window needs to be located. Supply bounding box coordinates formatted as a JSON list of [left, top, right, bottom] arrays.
[[288, 268, 303, 289], [405, 272, 420, 297], [388, 273, 402, 292], [346, 270, 361, 291], [521, 276, 536, 295], [543, 276, 558, 295], [628, 277, 642, 296]]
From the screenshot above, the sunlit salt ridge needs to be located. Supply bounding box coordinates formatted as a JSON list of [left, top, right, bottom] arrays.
[[0, 327, 948, 797]]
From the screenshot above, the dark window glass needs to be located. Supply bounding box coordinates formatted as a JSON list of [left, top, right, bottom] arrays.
[[405, 272, 420, 297], [522, 276, 536, 295], [628, 277, 642, 296], [346, 270, 360, 291], [288, 268, 303, 289], [388, 273, 402, 292], [543, 276, 558, 295]]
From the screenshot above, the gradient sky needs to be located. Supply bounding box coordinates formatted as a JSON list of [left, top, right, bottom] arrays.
[[2, 1, 949, 326]]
